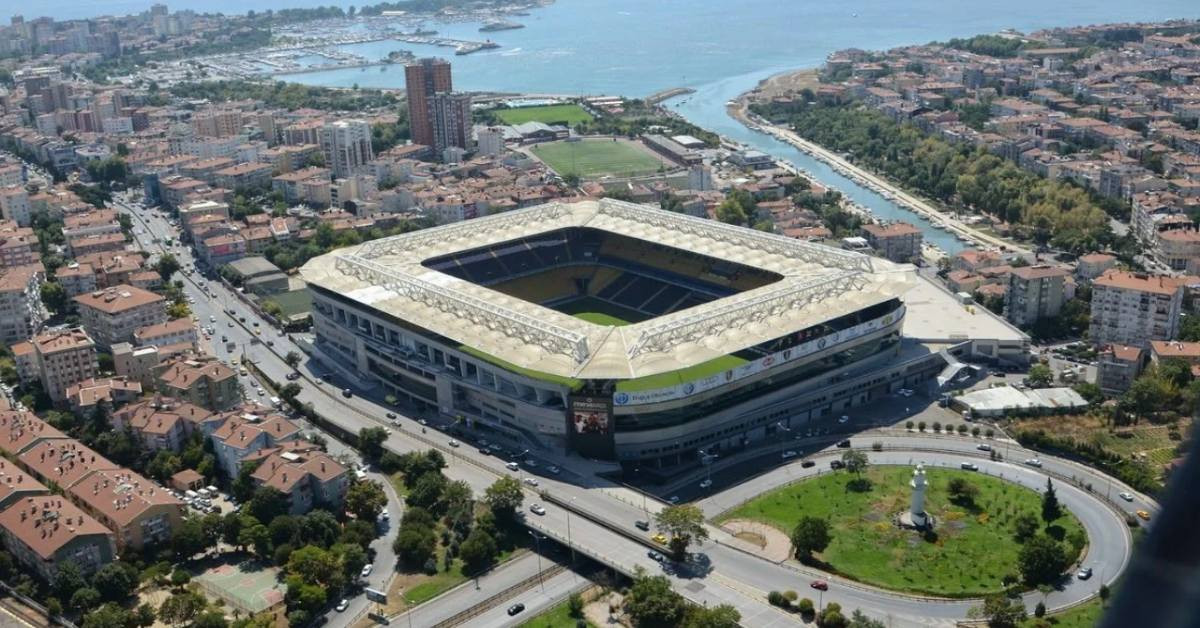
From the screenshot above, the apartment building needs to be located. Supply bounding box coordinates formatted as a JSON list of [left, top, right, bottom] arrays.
[[18, 439, 117, 492], [210, 414, 300, 478], [70, 468, 183, 550], [1090, 270, 1191, 348], [0, 494, 115, 581], [1075, 253, 1117, 280], [860, 222, 923, 263], [0, 186, 31, 226], [0, 220, 40, 269], [247, 442, 349, 515], [67, 232, 128, 258], [405, 58, 452, 149], [0, 412, 68, 458], [11, 328, 98, 404], [1149, 340, 1200, 374], [1004, 266, 1070, 328], [112, 399, 212, 452], [153, 354, 239, 411], [1097, 344, 1145, 395], [319, 120, 374, 179], [133, 317, 198, 352], [0, 265, 45, 347], [64, 377, 143, 414], [73, 285, 167, 349], [214, 162, 272, 191], [0, 460, 49, 510]]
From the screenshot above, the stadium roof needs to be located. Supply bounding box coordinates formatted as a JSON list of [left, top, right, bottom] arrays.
[[300, 199, 916, 381]]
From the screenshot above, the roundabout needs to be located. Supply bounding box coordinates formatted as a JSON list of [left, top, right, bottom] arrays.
[[693, 433, 1143, 625], [716, 463, 1087, 597]]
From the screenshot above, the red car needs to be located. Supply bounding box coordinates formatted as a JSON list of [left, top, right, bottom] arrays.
[[810, 580, 829, 591]]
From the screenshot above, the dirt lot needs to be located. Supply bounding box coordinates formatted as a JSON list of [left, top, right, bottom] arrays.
[[747, 68, 820, 103], [1008, 413, 1188, 468]]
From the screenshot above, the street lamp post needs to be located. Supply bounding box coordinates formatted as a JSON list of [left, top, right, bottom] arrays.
[[776, 421, 791, 462], [528, 531, 545, 592], [566, 497, 577, 573]]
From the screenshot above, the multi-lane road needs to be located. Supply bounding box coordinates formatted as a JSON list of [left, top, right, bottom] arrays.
[[113, 194, 1150, 626]]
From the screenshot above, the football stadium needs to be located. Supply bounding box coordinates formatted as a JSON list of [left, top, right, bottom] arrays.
[[300, 199, 924, 471]]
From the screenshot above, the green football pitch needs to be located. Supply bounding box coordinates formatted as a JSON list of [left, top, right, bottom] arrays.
[[531, 139, 667, 178], [493, 103, 594, 126]]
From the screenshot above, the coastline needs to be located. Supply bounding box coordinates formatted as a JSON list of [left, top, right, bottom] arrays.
[[729, 68, 1032, 257]]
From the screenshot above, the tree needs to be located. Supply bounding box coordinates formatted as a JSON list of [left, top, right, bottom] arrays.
[[192, 611, 229, 628], [968, 594, 1026, 628], [567, 592, 584, 618], [284, 351, 302, 367], [171, 518, 210, 559], [458, 526, 498, 576], [818, 601, 846, 628], [683, 604, 741, 628], [1012, 512, 1040, 542], [1018, 534, 1069, 585], [1041, 478, 1061, 522], [91, 561, 137, 603], [332, 543, 368, 580], [240, 523, 271, 560], [847, 610, 887, 628], [1027, 364, 1053, 388], [345, 480, 387, 521], [393, 526, 436, 569], [790, 516, 831, 561], [249, 486, 289, 523], [82, 603, 133, 628], [169, 569, 191, 589], [40, 281, 69, 315], [625, 568, 688, 627], [407, 471, 447, 512], [157, 590, 205, 626], [483, 476, 524, 521], [654, 504, 709, 561], [155, 253, 181, 282], [71, 587, 101, 612], [54, 561, 87, 600], [286, 545, 346, 593], [947, 477, 980, 504], [841, 449, 868, 476], [358, 426, 388, 461]]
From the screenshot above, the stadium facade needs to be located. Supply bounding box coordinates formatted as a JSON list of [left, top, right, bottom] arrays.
[[300, 199, 927, 470]]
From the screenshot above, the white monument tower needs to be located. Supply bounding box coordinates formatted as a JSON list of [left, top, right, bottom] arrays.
[[909, 463, 929, 527]]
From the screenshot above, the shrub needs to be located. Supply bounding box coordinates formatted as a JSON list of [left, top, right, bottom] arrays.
[[986, 428, 995, 438], [958, 424, 969, 434], [783, 590, 798, 602], [767, 590, 787, 607], [871, 441, 883, 451], [905, 420, 914, 430], [1035, 601, 1046, 617], [918, 421, 927, 432], [798, 598, 815, 614], [932, 421, 942, 432], [567, 592, 584, 618], [972, 426, 982, 437]]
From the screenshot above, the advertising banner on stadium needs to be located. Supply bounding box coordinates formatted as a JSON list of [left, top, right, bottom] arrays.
[[568, 395, 615, 458], [612, 307, 902, 408]]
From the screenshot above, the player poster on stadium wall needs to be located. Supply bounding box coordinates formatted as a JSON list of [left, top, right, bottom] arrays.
[[568, 395, 615, 458]]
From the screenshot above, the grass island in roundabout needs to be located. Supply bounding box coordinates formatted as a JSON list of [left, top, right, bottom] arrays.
[[717, 465, 1087, 597]]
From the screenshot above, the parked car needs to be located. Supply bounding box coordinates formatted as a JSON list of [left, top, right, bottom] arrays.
[[801, 460, 816, 468], [829, 460, 845, 470], [335, 599, 349, 612], [960, 462, 978, 471], [836, 439, 851, 448], [342, 388, 353, 398], [529, 504, 546, 516], [360, 564, 373, 578], [647, 551, 665, 562], [507, 603, 525, 616], [635, 520, 651, 531]]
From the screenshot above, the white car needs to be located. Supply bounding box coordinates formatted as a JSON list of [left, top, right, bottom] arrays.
[[381, 508, 389, 519], [1024, 458, 1043, 468], [898, 388, 914, 397], [1119, 492, 1134, 502], [529, 504, 546, 516], [699, 478, 712, 489], [448, 439, 460, 448], [523, 477, 539, 487], [335, 599, 349, 612], [781, 450, 797, 459], [360, 564, 373, 578], [838, 415, 849, 423]]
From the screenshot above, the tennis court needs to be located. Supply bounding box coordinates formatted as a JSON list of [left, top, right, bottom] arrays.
[[194, 561, 286, 614]]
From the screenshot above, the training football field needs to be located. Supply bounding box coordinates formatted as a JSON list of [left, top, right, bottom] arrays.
[[531, 139, 666, 178], [493, 103, 594, 126]]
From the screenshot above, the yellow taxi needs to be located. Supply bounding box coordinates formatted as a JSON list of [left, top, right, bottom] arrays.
[[651, 533, 668, 545], [1136, 510, 1150, 521]]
